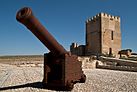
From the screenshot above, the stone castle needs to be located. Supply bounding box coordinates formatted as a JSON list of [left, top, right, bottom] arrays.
[[70, 12, 121, 57]]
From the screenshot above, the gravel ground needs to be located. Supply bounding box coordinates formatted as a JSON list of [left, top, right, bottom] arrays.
[[0, 63, 137, 92]]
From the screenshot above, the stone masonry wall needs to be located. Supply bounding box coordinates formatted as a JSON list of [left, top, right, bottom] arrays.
[[101, 13, 121, 57], [86, 13, 121, 57]]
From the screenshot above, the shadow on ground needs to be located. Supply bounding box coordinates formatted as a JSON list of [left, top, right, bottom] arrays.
[[0, 82, 68, 91]]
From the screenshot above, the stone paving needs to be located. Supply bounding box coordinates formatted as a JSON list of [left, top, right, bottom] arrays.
[[0, 63, 137, 92]]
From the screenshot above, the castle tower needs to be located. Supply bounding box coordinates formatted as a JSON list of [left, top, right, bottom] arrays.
[[86, 13, 121, 57]]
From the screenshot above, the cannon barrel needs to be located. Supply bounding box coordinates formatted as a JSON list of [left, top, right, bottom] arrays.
[[16, 7, 67, 56]]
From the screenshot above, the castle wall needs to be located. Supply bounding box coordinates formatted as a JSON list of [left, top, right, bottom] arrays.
[[86, 15, 101, 55], [101, 13, 121, 57], [70, 43, 85, 56]]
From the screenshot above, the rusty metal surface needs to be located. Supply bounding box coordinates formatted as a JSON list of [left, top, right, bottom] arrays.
[[16, 7, 67, 56], [16, 7, 86, 91], [43, 53, 86, 90]]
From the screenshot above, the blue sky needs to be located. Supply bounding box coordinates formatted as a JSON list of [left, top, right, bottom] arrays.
[[0, 0, 137, 55]]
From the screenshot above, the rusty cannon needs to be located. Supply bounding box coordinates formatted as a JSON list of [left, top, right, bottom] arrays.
[[16, 7, 86, 90]]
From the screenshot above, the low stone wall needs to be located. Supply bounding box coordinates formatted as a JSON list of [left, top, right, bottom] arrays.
[[78, 57, 96, 69], [78, 56, 98, 69], [99, 56, 137, 67], [79, 56, 137, 72], [97, 56, 137, 72], [97, 65, 137, 72]]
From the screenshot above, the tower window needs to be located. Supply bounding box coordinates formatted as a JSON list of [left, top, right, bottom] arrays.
[[111, 31, 114, 40]]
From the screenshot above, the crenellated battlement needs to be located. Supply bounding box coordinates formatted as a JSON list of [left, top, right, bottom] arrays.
[[86, 12, 120, 23]]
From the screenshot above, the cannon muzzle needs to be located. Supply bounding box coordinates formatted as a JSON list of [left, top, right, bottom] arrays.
[[16, 7, 67, 56]]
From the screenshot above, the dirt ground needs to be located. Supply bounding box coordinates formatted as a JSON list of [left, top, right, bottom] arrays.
[[0, 56, 137, 92], [0, 63, 137, 92]]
